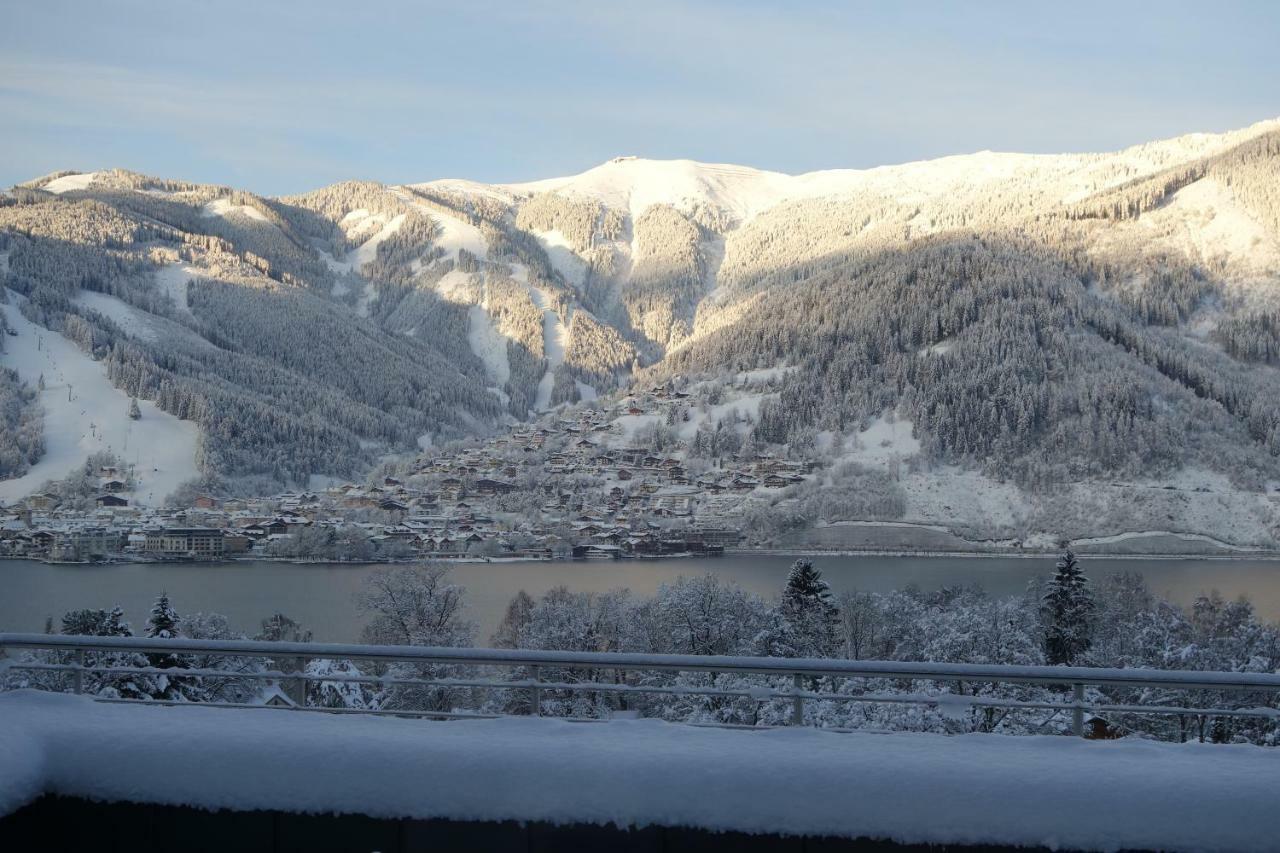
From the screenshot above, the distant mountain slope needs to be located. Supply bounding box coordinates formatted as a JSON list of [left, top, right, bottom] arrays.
[[3, 119, 1280, 509]]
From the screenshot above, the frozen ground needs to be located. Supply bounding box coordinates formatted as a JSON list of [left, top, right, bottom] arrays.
[[2, 690, 1279, 851], [0, 292, 200, 505]]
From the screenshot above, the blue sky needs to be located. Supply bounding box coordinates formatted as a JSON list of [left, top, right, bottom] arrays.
[[3, 1, 1278, 195]]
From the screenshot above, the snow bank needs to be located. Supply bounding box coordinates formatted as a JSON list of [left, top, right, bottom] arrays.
[[0, 293, 200, 505], [3, 690, 1280, 851]]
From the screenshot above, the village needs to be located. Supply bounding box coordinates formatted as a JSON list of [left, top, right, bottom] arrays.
[[0, 382, 818, 564]]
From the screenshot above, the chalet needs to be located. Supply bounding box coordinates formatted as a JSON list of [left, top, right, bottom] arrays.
[[100, 479, 128, 494], [474, 478, 516, 496], [25, 493, 59, 511], [95, 494, 129, 508], [29, 530, 55, 554], [193, 495, 218, 509]]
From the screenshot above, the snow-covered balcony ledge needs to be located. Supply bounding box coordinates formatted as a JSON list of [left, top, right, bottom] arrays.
[[2, 691, 1279, 852]]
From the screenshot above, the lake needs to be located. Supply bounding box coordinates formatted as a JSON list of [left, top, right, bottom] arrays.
[[3, 554, 1279, 642]]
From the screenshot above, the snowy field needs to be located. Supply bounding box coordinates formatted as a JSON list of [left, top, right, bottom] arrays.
[[41, 172, 98, 194], [74, 291, 159, 343], [153, 262, 198, 317], [0, 293, 200, 505], [2, 690, 1279, 851], [201, 198, 269, 223]]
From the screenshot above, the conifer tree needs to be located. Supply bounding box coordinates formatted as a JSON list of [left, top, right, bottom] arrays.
[[1042, 551, 1095, 665], [128, 397, 141, 420], [144, 593, 187, 699], [763, 559, 842, 658], [146, 592, 180, 641]]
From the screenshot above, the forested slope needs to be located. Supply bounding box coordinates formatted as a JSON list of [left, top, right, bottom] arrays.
[[3, 119, 1280, 510]]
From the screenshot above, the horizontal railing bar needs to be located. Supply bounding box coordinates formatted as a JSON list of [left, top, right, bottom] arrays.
[[5, 633, 1280, 692], [8, 663, 1280, 720], [92, 696, 500, 720]]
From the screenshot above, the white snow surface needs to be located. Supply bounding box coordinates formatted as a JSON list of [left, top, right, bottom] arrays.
[[532, 229, 588, 286], [466, 304, 510, 387], [153, 262, 197, 317], [528, 287, 567, 411], [3, 690, 1280, 852], [348, 212, 406, 270], [42, 172, 98, 194], [840, 416, 921, 467], [0, 293, 200, 505], [428, 209, 488, 262], [418, 119, 1280, 228], [201, 197, 269, 222], [73, 291, 158, 343]]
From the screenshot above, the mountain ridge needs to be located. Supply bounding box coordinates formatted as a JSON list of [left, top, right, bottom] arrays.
[[3, 118, 1280, 546]]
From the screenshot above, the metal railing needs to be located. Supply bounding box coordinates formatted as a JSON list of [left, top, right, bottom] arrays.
[[3, 632, 1279, 738]]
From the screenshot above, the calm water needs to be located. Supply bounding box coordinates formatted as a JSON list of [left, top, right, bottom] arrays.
[[3, 554, 1279, 642]]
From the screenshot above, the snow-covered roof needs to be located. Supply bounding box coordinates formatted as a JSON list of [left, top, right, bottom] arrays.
[[2, 690, 1278, 851]]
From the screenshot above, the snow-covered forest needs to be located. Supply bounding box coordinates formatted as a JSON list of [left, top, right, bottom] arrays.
[[3, 120, 1280, 516], [8, 556, 1278, 745]]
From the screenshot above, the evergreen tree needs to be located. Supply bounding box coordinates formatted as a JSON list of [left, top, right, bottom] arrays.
[[59, 606, 148, 698], [128, 396, 141, 420], [1042, 551, 1095, 665], [144, 592, 186, 699], [62, 606, 132, 637], [146, 592, 180, 641], [760, 559, 842, 658]]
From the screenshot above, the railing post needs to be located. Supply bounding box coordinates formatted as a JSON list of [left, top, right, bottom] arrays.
[[1071, 682, 1085, 737], [73, 649, 85, 695], [791, 673, 804, 726], [287, 656, 310, 707], [531, 665, 542, 716]]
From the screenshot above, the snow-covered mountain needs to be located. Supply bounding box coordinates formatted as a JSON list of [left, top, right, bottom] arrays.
[[3, 118, 1280, 543]]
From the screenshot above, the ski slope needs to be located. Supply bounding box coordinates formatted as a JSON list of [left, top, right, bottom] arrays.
[[0, 293, 200, 505], [528, 287, 567, 411], [42, 172, 98, 194]]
